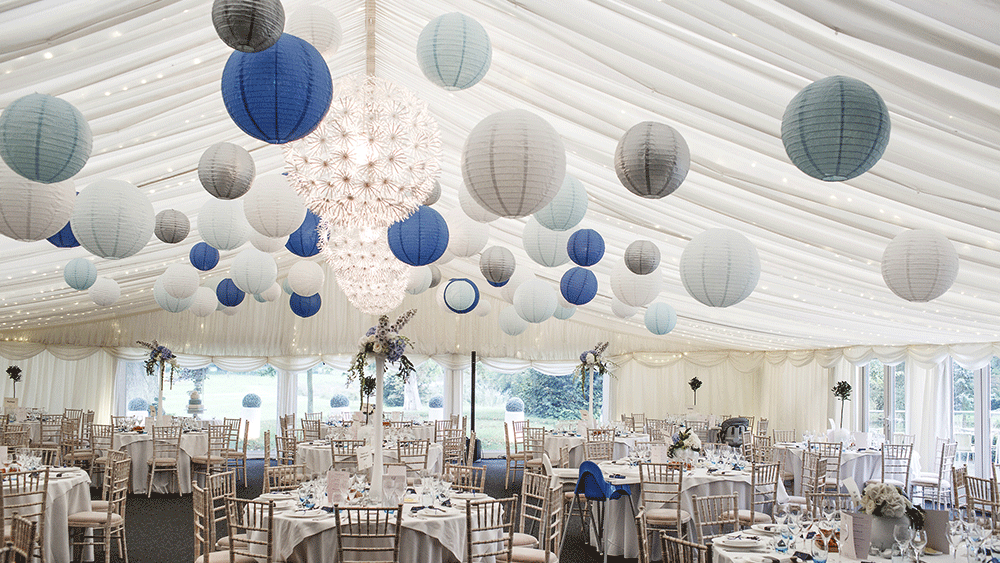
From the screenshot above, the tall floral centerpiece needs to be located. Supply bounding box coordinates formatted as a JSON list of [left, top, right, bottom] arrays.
[[833, 380, 852, 428], [575, 342, 614, 426], [689, 376, 703, 406], [137, 340, 179, 422], [860, 482, 924, 551], [6, 365, 22, 400], [668, 425, 702, 465]]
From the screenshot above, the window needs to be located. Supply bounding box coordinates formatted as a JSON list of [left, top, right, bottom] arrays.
[[947, 356, 1000, 477], [953, 360, 976, 470], [862, 360, 905, 441], [296, 361, 445, 422]]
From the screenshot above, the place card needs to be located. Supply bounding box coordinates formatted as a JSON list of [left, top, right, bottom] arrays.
[[650, 443, 669, 464], [327, 469, 350, 505], [357, 445, 373, 471], [842, 477, 862, 504], [840, 511, 872, 560]]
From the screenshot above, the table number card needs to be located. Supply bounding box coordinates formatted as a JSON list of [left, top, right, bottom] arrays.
[[327, 469, 350, 505], [840, 511, 872, 560], [650, 444, 669, 464], [3, 397, 16, 411], [356, 445, 373, 472]]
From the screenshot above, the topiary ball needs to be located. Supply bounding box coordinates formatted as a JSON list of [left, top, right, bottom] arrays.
[[329, 394, 350, 408], [429, 396, 444, 409], [505, 397, 525, 412], [242, 393, 262, 408]]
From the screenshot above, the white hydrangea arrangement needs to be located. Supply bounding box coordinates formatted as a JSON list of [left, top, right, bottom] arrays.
[[860, 482, 923, 527]]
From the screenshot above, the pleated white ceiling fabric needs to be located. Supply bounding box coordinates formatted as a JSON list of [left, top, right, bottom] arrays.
[[0, 0, 998, 359]]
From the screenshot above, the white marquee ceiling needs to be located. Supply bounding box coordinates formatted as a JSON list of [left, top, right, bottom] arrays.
[[0, 0, 997, 359]]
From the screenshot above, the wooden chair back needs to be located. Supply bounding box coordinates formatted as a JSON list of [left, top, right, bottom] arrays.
[[691, 492, 739, 542], [465, 497, 516, 562], [333, 505, 403, 563], [226, 497, 274, 563]]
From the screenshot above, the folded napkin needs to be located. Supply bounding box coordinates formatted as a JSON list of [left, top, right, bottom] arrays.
[[791, 551, 812, 561]]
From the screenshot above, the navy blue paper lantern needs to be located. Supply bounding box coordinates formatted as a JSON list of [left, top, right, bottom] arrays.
[[567, 229, 604, 267], [286, 210, 321, 257], [290, 292, 321, 318], [47, 221, 79, 248], [220, 34, 332, 144], [560, 267, 598, 305], [387, 205, 449, 266], [190, 242, 221, 271], [216, 278, 245, 307]]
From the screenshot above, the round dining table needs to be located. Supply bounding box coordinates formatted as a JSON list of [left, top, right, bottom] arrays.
[[113, 430, 208, 494], [297, 442, 444, 476], [543, 432, 650, 467], [774, 443, 883, 495], [39, 466, 92, 563]]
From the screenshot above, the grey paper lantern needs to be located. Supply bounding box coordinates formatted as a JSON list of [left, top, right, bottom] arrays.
[[71, 179, 154, 259], [534, 175, 588, 231], [406, 266, 433, 295], [513, 279, 558, 323], [522, 217, 570, 267], [154, 277, 195, 313], [0, 93, 92, 184], [417, 13, 492, 91], [64, 258, 97, 291], [199, 198, 251, 251], [428, 265, 443, 288], [625, 240, 661, 275], [212, 0, 285, 53], [288, 260, 324, 296], [190, 287, 218, 317], [446, 213, 489, 258], [499, 306, 528, 336], [198, 142, 255, 200], [459, 183, 499, 223], [611, 266, 662, 308], [611, 299, 638, 319], [614, 121, 689, 199], [0, 162, 75, 241], [89, 277, 120, 307], [161, 263, 200, 299], [231, 247, 278, 295], [287, 5, 342, 54], [680, 229, 760, 307], [881, 229, 958, 302], [243, 175, 306, 238], [480, 246, 515, 287], [462, 109, 566, 218], [782, 76, 891, 181], [423, 181, 442, 206], [553, 303, 576, 320], [645, 302, 677, 335], [154, 209, 190, 244]]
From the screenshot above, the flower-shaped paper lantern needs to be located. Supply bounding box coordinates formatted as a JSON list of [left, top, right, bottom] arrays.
[[89, 277, 120, 307], [71, 179, 153, 259], [614, 121, 689, 199], [0, 93, 92, 184], [231, 247, 278, 295], [560, 267, 598, 306], [881, 229, 959, 302], [782, 76, 891, 181], [189, 287, 218, 317], [679, 229, 760, 307], [417, 12, 492, 91], [428, 265, 443, 288], [243, 175, 307, 238], [0, 162, 75, 241], [553, 302, 576, 320], [625, 240, 660, 275], [645, 302, 677, 335], [405, 266, 433, 295], [154, 209, 190, 244], [64, 257, 97, 291], [480, 246, 515, 287], [286, 210, 321, 257], [475, 299, 492, 317], [199, 198, 251, 251], [161, 263, 200, 299], [323, 224, 409, 315], [513, 279, 557, 323], [611, 266, 662, 308], [387, 205, 449, 266], [216, 278, 246, 307], [446, 212, 489, 258], [534, 175, 588, 231], [259, 283, 281, 302], [212, 0, 285, 53], [249, 229, 286, 253], [287, 4, 342, 54], [287, 260, 324, 296], [423, 181, 442, 206], [522, 217, 570, 267], [567, 229, 605, 267], [499, 306, 528, 336], [154, 277, 195, 313], [198, 142, 255, 200], [47, 221, 79, 248], [462, 109, 566, 218], [190, 242, 220, 271], [221, 33, 332, 144], [611, 299, 638, 319], [443, 278, 480, 314], [458, 183, 499, 223], [290, 292, 321, 318]]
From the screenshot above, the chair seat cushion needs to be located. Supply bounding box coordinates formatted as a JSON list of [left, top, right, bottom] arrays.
[[191, 455, 227, 464], [91, 500, 109, 512], [147, 458, 178, 466], [866, 478, 906, 488], [195, 551, 257, 563], [511, 532, 538, 548], [725, 509, 771, 524], [912, 475, 950, 487], [216, 533, 248, 549], [644, 507, 692, 525], [785, 495, 806, 506], [564, 491, 587, 501], [511, 546, 559, 563], [525, 458, 544, 467], [67, 511, 124, 526], [65, 451, 94, 459]]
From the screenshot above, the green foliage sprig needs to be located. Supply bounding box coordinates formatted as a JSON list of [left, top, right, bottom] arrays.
[[574, 342, 616, 393], [347, 310, 417, 407]]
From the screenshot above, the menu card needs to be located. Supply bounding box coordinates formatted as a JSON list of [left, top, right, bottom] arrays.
[[382, 464, 406, 506], [144, 416, 154, 430], [579, 410, 593, 429], [650, 443, 670, 464], [327, 469, 350, 505], [924, 509, 950, 553], [840, 511, 872, 560], [357, 445, 373, 471]]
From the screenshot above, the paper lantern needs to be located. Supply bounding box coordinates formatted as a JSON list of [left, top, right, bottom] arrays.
[[534, 175, 588, 231], [514, 279, 557, 323], [290, 292, 321, 318], [161, 263, 200, 299], [243, 175, 306, 238], [64, 258, 97, 290], [0, 162, 75, 241], [480, 246, 515, 287], [231, 247, 277, 294], [155, 209, 190, 244], [567, 229, 605, 267], [458, 183, 499, 223], [428, 265, 443, 288], [190, 242, 220, 271], [221, 33, 332, 144], [89, 277, 120, 307], [212, 0, 285, 53], [221, 304, 240, 316], [446, 213, 489, 258], [417, 13, 492, 91], [423, 181, 441, 206], [475, 299, 492, 317], [522, 217, 570, 267], [387, 206, 449, 266], [501, 269, 533, 304], [611, 299, 638, 319], [198, 142, 255, 200], [249, 229, 286, 253], [553, 303, 576, 320], [443, 278, 480, 314], [405, 266, 433, 295], [288, 260, 324, 296], [259, 283, 281, 302], [253, 293, 268, 303], [216, 278, 246, 307], [679, 229, 760, 307], [782, 76, 891, 181], [462, 109, 566, 218], [499, 306, 528, 336], [281, 278, 294, 295], [189, 287, 218, 317], [0, 93, 91, 183], [199, 198, 250, 251], [611, 267, 662, 308], [614, 121, 689, 199], [154, 278, 195, 313], [881, 229, 959, 302], [287, 4, 342, 54], [645, 302, 677, 335], [286, 210, 321, 257], [71, 179, 153, 259], [625, 240, 660, 275], [434, 249, 455, 265], [47, 221, 79, 248], [560, 267, 598, 306]]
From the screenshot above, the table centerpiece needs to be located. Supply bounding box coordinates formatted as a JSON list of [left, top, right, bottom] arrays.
[[137, 339, 180, 422], [575, 342, 615, 425], [860, 482, 924, 552], [668, 425, 702, 466]]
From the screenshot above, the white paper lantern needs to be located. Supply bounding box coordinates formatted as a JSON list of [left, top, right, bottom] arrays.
[[611, 299, 638, 319], [198, 142, 255, 200], [458, 183, 499, 223], [0, 161, 75, 241], [513, 279, 558, 323], [679, 229, 760, 307], [446, 213, 490, 257], [89, 277, 120, 306], [501, 269, 533, 304], [287, 4, 342, 54], [625, 240, 660, 275], [249, 229, 286, 253], [499, 306, 528, 336], [288, 260, 325, 296], [243, 175, 307, 238], [480, 246, 516, 287], [611, 267, 662, 308], [212, 0, 285, 53], [259, 282, 281, 302], [64, 258, 97, 291], [644, 302, 677, 335], [231, 247, 278, 295], [221, 304, 240, 316], [428, 265, 443, 288], [423, 181, 441, 206], [199, 198, 251, 251], [161, 263, 200, 299], [614, 121, 689, 199], [553, 303, 576, 320], [522, 217, 570, 267], [71, 179, 154, 259], [406, 266, 433, 295], [881, 229, 959, 302], [417, 13, 492, 91], [462, 109, 566, 218], [443, 278, 479, 314], [190, 287, 218, 317], [154, 209, 190, 244], [534, 175, 588, 231], [435, 249, 456, 265], [154, 277, 195, 313], [475, 299, 492, 317]]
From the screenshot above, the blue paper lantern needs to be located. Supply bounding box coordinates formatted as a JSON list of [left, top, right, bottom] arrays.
[[47, 221, 79, 248], [190, 242, 221, 271], [286, 210, 321, 257], [560, 267, 598, 306], [290, 292, 321, 318], [443, 278, 480, 314], [64, 257, 97, 290], [387, 205, 449, 266], [416, 13, 492, 91], [644, 302, 677, 335], [0, 93, 92, 184], [782, 76, 891, 181], [567, 229, 604, 267], [216, 278, 246, 307], [220, 34, 332, 144]]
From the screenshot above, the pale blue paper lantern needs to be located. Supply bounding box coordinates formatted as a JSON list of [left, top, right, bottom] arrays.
[[553, 303, 576, 320], [64, 258, 97, 290], [534, 175, 588, 231], [154, 277, 195, 313], [644, 302, 677, 335], [499, 306, 528, 336], [443, 278, 480, 314], [0, 93, 92, 184], [522, 217, 570, 268], [513, 279, 557, 323], [417, 13, 492, 91]]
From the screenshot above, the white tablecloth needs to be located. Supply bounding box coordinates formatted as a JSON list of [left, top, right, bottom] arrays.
[[774, 444, 883, 495], [113, 431, 207, 494], [43, 467, 92, 563], [297, 443, 444, 476], [543, 433, 650, 467], [712, 538, 961, 563]]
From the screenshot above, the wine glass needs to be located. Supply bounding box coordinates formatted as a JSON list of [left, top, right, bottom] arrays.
[[966, 519, 985, 563], [821, 498, 836, 526], [949, 519, 964, 557], [773, 503, 788, 527], [787, 506, 802, 550], [798, 511, 813, 550], [912, 528, 928, 563], [895, 524, 914, 560]]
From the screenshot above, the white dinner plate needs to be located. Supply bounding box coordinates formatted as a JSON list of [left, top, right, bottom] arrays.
[[714, 536, 767, 550], [286, 509, 326, 518], [419, 507, 459, 517], [750, 524, 780, 534], [259, 492, 294, 500], [451, 492, 488, 500], [48, 471, 78, 479]]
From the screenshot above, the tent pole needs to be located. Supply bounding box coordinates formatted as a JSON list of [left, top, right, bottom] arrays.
[[470, 351, 476, 432]]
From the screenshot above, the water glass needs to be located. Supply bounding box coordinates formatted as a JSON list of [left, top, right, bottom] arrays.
[[812, 535, 829, 563], [776, 525, 791, 553], [912, 529, 927, 563]]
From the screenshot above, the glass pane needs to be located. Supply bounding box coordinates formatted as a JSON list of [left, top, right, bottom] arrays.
[[990, 357, 1000, 468], [953, 359, 976, 472], [892, 364, 906, 434], [866, 360, 885, 435]]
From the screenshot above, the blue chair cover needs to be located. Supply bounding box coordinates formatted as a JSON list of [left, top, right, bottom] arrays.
[[576, 460, 631, 500]]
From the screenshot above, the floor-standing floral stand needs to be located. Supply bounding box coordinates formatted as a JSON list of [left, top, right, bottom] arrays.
[[371, 354, 385, 502]]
